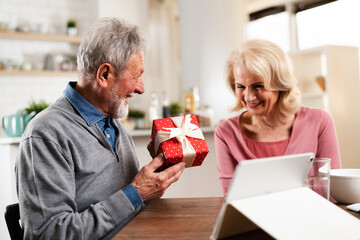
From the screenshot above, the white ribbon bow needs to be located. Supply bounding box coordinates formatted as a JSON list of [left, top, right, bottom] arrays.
[[154, 114, 204, 167]]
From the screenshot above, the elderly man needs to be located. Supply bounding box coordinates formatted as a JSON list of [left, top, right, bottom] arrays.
[[15, 17, 185, 239]]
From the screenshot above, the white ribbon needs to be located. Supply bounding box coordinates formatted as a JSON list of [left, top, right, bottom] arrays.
[[154, 114, 204, 167]]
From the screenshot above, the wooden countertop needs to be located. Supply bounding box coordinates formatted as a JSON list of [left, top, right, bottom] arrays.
[[111, 197, 360, 240]]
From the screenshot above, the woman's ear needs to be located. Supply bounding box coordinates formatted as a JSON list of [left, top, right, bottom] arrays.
[[96, 63, 112, 88]]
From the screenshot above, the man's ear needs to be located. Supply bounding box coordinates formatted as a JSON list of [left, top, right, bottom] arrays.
[[96, 63, 112, 88]]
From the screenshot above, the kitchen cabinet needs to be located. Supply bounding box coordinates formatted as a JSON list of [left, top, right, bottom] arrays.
[[0, 142, 19, 240], [0, 31, 80, 76], [290, 45, 360, 168]]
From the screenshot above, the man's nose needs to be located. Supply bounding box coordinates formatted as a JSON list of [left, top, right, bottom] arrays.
[[135, 78, 145, 94]]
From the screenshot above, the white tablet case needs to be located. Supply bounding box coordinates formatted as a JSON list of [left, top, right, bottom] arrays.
[[211, 153, 360, 240]]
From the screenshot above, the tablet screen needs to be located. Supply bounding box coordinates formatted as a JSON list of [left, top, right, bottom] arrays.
[[226, 152, 314, 202]]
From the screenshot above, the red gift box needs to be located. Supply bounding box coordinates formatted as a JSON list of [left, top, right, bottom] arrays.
[[151, 114, 209, 170]]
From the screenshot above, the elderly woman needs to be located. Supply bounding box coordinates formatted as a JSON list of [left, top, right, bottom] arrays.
[[215, 39, 341, 195]]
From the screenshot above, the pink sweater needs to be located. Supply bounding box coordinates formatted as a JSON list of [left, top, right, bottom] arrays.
[[214, 106, 341, 195]]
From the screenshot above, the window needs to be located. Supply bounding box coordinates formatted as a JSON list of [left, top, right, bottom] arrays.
[[246, 0, 360, 52], [247, 11, 290, 52], [297, 0, 360, 50]]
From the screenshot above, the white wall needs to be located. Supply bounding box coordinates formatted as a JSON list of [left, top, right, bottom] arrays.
[[98, 0, 149, 28], [0, 0, 97, 134], [178, 0, 247, 123]]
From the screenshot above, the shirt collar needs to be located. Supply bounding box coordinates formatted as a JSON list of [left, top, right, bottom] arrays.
[[64, 81, 106, 126]]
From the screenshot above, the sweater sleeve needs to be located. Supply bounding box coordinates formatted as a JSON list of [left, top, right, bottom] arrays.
[[316, 110, 342, 169], [16, 136, 144, 240], [214, 125, 238, 196]]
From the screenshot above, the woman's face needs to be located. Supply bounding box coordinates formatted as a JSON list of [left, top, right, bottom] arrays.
[[233, 63, 279, 117]]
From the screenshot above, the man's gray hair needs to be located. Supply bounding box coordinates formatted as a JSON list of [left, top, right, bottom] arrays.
[[77, 17, 149, 82]]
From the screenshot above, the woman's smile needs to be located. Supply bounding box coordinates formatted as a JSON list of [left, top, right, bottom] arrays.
[[246, 101, 262, 109]]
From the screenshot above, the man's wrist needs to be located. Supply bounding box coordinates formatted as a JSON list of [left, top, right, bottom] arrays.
[[122, 184, 143, 209]]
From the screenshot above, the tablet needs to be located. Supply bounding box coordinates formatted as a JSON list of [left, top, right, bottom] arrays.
[[226, 152, 315, 202], [212, 152, 360, 240], [211, 152, 315, 239]]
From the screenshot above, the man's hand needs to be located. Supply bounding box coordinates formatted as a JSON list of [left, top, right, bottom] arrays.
[[132, 154, 185, 201]]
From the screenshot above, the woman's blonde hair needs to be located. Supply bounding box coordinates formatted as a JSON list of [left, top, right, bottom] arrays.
[[226, 39, 301, 116]]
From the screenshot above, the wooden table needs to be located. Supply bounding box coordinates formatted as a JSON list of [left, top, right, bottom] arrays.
[[112, 197, 360, 240]]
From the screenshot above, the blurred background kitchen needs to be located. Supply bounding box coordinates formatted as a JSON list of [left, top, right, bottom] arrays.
[[1, 0, 360, 238]]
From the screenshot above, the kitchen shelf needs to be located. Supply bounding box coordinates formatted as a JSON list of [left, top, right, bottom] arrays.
[[0, 31, 81, 43], [0, 32, 80, 77], [0, 137, 22, 145], [0, 70, 77, 76]]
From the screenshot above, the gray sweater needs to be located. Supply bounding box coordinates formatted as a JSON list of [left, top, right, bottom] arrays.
[[15, 95, 144, 239]]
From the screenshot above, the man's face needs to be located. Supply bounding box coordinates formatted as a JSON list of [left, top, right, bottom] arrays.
[[109, 51, 145, 119]]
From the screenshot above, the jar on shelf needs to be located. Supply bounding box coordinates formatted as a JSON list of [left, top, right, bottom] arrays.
[[195, 105, 214, 127], [184, 86, 199, 114], [149, 92, 160, 124]]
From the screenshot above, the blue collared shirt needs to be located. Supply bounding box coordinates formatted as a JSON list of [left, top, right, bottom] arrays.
[[64, 81, 142, 209], [64, 82, 116, 149]]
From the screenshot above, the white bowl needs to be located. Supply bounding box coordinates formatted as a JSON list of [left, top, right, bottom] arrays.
[[330, 169, 360, 204]]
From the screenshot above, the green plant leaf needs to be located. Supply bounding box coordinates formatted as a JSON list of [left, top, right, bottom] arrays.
[[23, 99, 50, 115], [67, 19, 76, 28], [128, 109, 145, 118], [169, 102, 184, 115]]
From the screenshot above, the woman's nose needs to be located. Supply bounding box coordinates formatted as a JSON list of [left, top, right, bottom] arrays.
[[244, 89, 256, 101]]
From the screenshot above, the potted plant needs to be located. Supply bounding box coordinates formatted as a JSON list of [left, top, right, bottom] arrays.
[[128, 109, 145, 129], [169, 102, 184, 117], [67, 19, 77, 36], [22, 98, 50, 115]]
